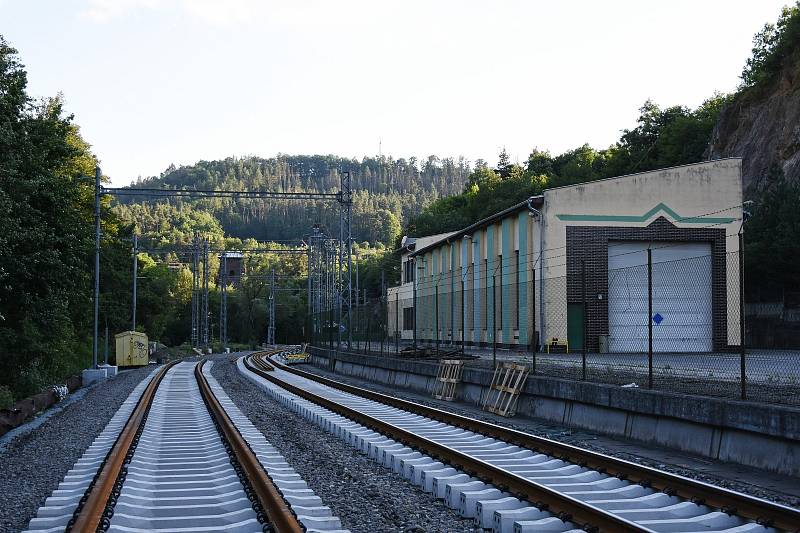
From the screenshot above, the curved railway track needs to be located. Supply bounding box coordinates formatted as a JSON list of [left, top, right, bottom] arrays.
[[242, 349, 800, 533], [25, 359, 347, 533]]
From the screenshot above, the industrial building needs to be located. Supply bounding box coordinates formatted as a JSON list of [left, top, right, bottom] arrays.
[[388, 158, 744, 353]]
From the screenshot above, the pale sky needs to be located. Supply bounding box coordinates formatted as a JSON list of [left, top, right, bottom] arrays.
[[1, 0, 788, 186]]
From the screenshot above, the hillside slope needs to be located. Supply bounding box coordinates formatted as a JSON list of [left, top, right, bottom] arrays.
[[708, 5, 800, 191], [709, 66, 800, 190]]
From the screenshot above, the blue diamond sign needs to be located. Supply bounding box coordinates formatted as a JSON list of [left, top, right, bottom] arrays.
[[652, 313, 664, 325]]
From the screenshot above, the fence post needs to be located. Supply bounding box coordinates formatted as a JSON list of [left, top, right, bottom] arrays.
[[413, 264, 418, 351], [531, 268, 536, 374], [581, 260, 587, 381], [395, 293, 400, 354], [461, 276, 466, 354], [386, 270, 389, 355], [648, 247, 653, 390], [451, 272, 455, 348], [492, 272, 497, 369], [739, 232, 746, 400], [367, 303, 372, 354], [435, 283, 440, 354]]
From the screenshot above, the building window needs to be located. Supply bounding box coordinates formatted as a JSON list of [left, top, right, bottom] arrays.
[[403, 260, 414, 284], [402, 307, 414, 330]]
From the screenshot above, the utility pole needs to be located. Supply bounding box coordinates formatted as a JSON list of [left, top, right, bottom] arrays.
[[191, 235, 198, 347], [202, 239, 209, 349], [355, 249, 360, 351], [739, 230, 747, 400], [413, 260, 421, 351], [647, 249, 653, 389], [104, 316, 109, 365], [307, 244, 312, 345], [132, 232, 138, 331], [461, 267, 466, 354], [492, 268, 497, 369], [267, 267, 276, 345], [381, 269, 387, 356], [92, 165, 101, 369], [582, 259, 588, 381], [220, 253, 228, 350]]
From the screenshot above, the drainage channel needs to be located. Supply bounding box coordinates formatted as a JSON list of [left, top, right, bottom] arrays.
[[25, 360, 347, 533], [241, 350, 798, 533]]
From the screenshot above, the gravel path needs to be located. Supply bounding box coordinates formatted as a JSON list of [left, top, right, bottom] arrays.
[[211, 355, 479, 533], [300, 363, 800, 508], [0, 366, 155, 533]]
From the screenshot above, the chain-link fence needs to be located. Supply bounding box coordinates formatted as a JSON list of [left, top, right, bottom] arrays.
[[308, 249, 800, 406]]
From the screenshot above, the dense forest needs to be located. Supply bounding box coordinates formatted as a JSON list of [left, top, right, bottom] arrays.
[[116, 155, 469, 247], [1, 2, 798, 407]]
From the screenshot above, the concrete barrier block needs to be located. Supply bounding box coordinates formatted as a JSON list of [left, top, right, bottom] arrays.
[[81, 368, 107, 385]]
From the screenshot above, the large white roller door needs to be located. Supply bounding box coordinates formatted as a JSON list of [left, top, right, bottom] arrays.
[[607, 241, 713, 352]]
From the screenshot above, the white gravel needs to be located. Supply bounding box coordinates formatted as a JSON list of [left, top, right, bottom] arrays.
[[0, 366, 154, 532], [211, 354, 480, 533]]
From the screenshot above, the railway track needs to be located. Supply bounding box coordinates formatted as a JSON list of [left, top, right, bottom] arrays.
[[242, 349, 800, 533], [25, 359, 347, 533]]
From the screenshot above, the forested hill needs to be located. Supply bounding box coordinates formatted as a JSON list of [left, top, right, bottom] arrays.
[[114, 155, 470, 247]]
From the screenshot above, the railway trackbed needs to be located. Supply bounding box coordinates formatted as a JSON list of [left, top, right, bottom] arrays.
[[242, 349, 800, 533], [24, 360, 347, 533]]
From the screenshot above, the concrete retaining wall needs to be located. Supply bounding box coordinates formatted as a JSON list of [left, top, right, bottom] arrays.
[[310, 350, 800, 476]]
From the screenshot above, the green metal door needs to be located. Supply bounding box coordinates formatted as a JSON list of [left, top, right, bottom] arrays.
[[567, 303, 584, 352]]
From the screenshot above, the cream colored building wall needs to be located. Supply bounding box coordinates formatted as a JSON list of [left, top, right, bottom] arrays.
[[390, 231, 456, 341], [539, 158, 743, 345]]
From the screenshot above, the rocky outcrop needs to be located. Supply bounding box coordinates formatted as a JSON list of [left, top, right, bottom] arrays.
[[708, 58, 800, 192]]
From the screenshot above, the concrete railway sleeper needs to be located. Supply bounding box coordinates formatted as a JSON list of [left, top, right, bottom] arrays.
[[24, 360, 347, 533], [242, 349, 800, 533]]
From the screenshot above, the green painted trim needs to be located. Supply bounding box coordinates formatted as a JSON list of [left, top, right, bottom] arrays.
[[555, 203, 735, 224]]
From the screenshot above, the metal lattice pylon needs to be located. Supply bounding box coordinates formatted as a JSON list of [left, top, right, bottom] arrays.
[[338, 171, 353, 351], [201, 238, 209, 348]]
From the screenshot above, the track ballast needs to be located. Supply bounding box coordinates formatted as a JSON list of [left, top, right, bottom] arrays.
[[25, 360, 347, 533], [241, 349, 800, 533]]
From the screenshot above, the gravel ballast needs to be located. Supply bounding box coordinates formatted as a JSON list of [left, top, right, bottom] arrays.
[[211, 355, 480, 533], [0, 366, 154, 532], [299, 362, 800, 508]]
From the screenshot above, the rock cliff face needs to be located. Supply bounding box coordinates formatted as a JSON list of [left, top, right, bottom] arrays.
[[708, 59, 800, 192]]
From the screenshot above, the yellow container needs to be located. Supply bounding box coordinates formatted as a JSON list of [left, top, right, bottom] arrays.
[[115, 331, 149, 367]]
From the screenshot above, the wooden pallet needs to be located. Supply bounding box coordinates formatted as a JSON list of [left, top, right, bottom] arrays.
[[432, 359, 464, 401], [482, 362, 530, 417]]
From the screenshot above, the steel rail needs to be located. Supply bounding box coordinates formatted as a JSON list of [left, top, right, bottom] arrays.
[[69, 360, 178, 532], [260, 350, 800, 532], [244, 352, 645, 532], [194, 360, 303, 533]]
